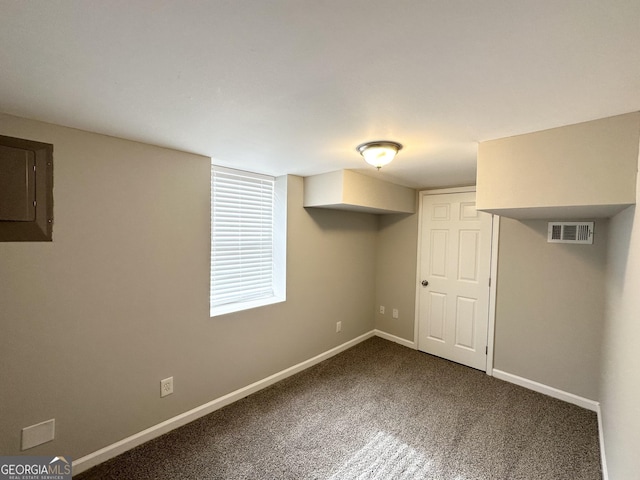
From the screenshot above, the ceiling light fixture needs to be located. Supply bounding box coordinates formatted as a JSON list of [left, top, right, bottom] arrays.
[[356, 141, 403, 170]]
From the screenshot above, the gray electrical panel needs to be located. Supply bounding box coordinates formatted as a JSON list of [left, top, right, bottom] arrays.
[[0, 135, 53, 241]]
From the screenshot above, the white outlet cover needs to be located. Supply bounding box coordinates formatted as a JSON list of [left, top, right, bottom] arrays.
[[161, 377, 174, 397], [379, 306, 385, 314], [22, 418, 55, 450], [392, 309, 399, 319], [336, 321, 342, 333]]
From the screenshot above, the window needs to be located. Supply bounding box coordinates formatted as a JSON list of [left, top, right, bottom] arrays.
[[210, 165, 286, 316]]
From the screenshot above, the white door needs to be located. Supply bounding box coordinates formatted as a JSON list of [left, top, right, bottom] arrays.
[[417, 191, 493, 371]]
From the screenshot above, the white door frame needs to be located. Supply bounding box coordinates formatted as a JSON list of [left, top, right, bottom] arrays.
[[413, 186, 500, 376]]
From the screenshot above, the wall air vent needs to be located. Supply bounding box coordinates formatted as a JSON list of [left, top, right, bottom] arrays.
[[547, 222, 594, 244]]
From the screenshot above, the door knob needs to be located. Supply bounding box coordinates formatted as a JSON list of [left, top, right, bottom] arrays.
[[421, 280, 429, 287]]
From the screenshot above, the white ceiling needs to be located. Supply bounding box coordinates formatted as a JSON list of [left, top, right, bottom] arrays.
[[1, 1, 639, 188]]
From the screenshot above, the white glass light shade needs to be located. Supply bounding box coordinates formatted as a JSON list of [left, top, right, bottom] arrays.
[[356, 141, 403, 169]]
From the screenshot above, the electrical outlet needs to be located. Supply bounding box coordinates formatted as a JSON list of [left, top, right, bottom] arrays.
[[379, 306, 385, 314], [161, 377, 174, 397], [21, 419, 55, 450], [336, 321, 342, 333], [392, 308, 399, 319]]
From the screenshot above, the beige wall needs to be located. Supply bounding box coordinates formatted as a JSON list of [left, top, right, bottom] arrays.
[[375, 194, 607, 402], [600, 147, 640, 478], [374, 210, 419, 341], [477, 112, 640, 219], [493, 218, 607, 400], [0, 113, 377, 459], [2, 110, 632, 471], [304, 170, 416, 214], [341, 170, 415, 214]]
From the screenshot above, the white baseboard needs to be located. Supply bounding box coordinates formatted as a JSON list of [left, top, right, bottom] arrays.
[[492, 369, 599, 412], [493, 370, 607, 477], [72, 330, 376, 475], [597, 404, 609, 480], [373, 329, 416, 349], [75, 336, 604, 476]]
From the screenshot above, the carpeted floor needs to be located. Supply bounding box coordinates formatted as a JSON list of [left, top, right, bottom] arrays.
[[76, 337, 602, 479]]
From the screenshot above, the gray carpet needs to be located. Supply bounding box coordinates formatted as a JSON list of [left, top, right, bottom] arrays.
[[76, 337, 602, 479]]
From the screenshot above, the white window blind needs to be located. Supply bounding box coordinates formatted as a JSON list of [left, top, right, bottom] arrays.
[[211, 166, 275, 310]]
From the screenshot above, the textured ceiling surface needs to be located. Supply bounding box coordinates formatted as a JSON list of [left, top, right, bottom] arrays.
[[1, 1, 639, 188]]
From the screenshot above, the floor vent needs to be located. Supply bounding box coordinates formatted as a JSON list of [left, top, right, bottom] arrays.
[[547, 222, 594, 244]]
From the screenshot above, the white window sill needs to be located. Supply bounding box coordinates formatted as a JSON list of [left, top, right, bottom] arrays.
[[210, 295, 285, 317]]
